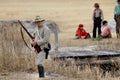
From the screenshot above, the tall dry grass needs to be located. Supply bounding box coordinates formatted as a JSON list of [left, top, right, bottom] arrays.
[[0, 22, 36, 72], [44, 58, 120, 80], [95, 38, 120, 50], [1, 22, 120, 80]]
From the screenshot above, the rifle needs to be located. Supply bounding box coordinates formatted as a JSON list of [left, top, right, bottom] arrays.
[[18, 20, 41, 53]]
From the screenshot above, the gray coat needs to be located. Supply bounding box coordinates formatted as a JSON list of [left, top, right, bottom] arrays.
[[34, 24, 50, 65]]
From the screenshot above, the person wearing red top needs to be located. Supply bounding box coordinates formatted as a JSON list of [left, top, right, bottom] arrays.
[[74, 24, 91, 39]]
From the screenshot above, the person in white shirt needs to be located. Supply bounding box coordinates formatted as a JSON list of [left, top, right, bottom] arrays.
[[92, 3, 104, 38]]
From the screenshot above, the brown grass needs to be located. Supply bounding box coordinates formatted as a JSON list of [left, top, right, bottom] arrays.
[[0, 23, 36, 72]]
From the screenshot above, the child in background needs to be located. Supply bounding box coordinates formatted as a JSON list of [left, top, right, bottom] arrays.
[[92, 3, 104, 38], [101, 20, 112, 38], [74, 24, 91, 39]]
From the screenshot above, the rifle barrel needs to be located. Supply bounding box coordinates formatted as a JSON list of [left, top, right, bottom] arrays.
[[18, 20, 34, 39]]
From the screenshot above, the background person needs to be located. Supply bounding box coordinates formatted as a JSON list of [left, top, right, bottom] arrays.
[[74, 24, 91, 39], [101, 20, 112, 38], [92, 3, 104, 38], [114, 0, 120, 38]]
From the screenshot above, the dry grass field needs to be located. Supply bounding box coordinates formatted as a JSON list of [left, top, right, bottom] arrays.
[[1, 0, 120, 80], [0, 0, 117, 46], [0, 0, 116, 31]]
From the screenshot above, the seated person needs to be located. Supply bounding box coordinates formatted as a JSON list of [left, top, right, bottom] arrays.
[[101, 20, 112, 38], [74, 24, 91, 39]]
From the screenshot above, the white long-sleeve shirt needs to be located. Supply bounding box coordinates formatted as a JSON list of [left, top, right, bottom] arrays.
[[93, 8, 104, 21]]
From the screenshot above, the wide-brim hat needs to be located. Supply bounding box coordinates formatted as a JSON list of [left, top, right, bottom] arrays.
[[34, 16, 44, 22]]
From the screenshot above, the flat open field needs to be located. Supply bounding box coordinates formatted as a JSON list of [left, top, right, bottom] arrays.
[[1, 0, 117, 46], [0, 0, 116, 32]]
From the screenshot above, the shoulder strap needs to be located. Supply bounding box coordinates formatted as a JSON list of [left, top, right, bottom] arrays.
[[93, 9, 96, 17], [20, 27, 32, 50], [99, 9, 102, 16]]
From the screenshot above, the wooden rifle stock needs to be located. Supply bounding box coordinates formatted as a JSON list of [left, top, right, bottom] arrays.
[[18, 20, 41, 53]]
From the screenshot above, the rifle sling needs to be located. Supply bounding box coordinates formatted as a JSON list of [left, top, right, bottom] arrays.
[[20, 27, 32, 51]]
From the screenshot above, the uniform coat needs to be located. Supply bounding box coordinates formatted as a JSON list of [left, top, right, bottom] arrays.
[[33, 24, 50, 65]]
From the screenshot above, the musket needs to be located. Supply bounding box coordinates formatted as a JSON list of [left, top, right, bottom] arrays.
[[18, 20, 41, 53]]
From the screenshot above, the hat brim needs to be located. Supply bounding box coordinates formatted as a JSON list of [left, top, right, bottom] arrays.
[[34, 19, 44, 22]]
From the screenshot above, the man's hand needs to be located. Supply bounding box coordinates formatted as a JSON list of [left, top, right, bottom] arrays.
[[31, 39, 37, 46]]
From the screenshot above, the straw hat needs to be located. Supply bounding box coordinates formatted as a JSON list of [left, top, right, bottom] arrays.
[[34, 16, 44, 22]]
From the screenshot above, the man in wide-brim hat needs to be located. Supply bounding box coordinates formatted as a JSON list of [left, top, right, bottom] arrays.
[[31, 16, 50, 78]]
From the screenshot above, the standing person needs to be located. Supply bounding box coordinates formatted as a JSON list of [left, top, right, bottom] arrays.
[[92, 3, 104, 38], [74, 23, 91, 39], [101, 20, 112, 38], [114, 0, 120, 38], [31, 16, 51, 78]]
